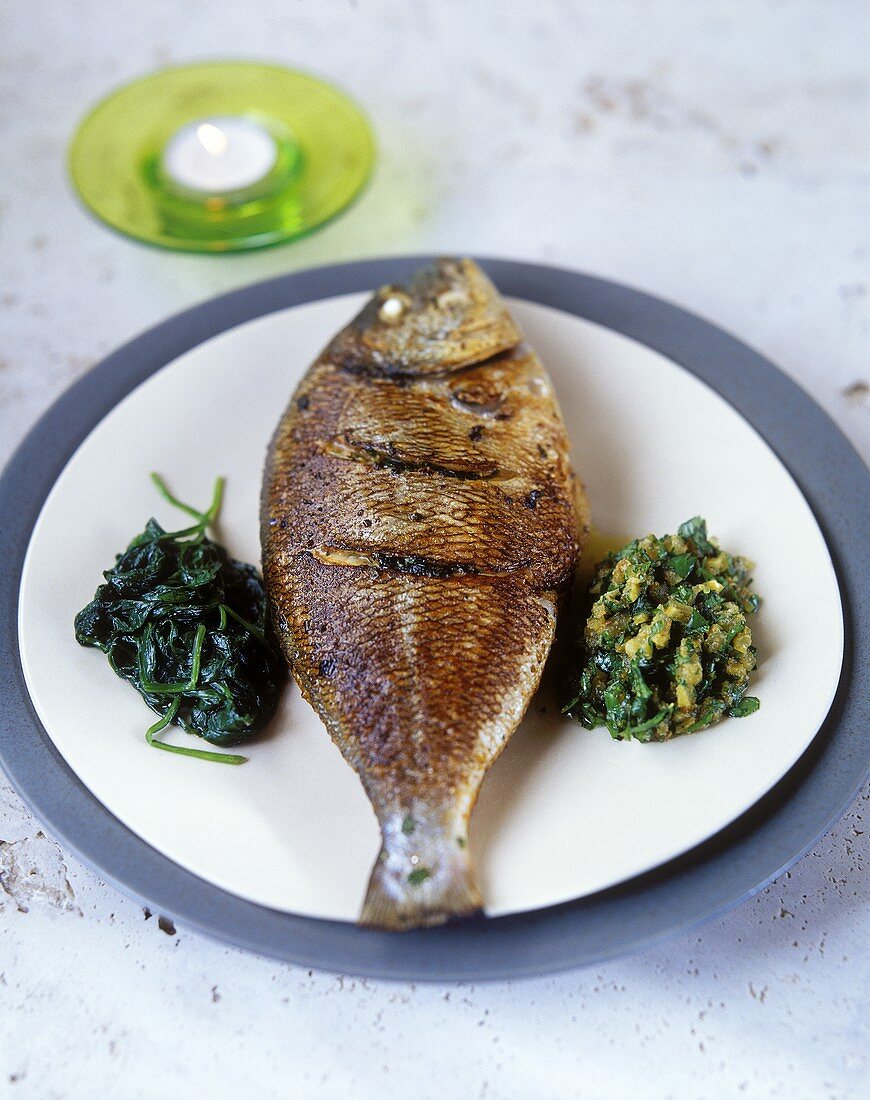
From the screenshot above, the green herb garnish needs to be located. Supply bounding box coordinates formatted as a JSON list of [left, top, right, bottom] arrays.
[[563, 517, 760, 742], [74, 474, 284, 764], [407, 867, 432, 885]]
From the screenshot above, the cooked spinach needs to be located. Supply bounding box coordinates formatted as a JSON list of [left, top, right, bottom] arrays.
[[74, 474, 284, 764], [563, 517, 760, 743]]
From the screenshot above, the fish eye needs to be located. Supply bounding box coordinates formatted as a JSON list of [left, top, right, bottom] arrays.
[[377, 294, 409, 324]]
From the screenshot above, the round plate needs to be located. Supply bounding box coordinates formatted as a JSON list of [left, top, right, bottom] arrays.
[[1, 258, 867, 979], [14, 296, 845, 921], [68, 62, 375, 253]]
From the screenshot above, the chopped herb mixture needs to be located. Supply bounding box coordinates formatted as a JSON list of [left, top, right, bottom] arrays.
[[74, 474, 284, 765], [563, 517, 760, 742]]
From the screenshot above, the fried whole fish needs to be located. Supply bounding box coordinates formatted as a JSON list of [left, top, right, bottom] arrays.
[[261, 258, 588, 930]]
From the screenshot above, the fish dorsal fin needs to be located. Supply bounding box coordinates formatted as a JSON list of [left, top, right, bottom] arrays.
[[325, 257, 522, 378]]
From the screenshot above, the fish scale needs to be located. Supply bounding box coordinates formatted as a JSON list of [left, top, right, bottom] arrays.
[[261, 258, 587, 929]]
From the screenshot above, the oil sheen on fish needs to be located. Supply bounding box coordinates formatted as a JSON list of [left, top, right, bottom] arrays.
[[261, 258, 588, 930]]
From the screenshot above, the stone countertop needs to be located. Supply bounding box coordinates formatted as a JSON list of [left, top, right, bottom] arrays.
[[1, 2, 867, 1097]]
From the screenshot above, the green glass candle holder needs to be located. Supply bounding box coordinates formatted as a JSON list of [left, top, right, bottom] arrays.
[[68, 61, 376, 253]]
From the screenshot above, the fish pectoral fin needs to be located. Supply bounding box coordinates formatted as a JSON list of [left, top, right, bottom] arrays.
[[359, 814, 483, 931]]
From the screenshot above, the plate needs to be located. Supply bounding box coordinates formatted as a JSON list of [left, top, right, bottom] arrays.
[[14, 297, 845, 918], [1, 258, 867, 979]]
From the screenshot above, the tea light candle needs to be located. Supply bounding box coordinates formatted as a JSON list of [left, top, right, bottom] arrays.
[[162, 116, 278, 195]]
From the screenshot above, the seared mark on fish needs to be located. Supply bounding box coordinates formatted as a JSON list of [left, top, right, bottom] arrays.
[[322, 437, 504, 481], [311, 546, 530, 579]]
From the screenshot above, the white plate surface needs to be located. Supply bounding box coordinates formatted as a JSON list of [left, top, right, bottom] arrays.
[[18, 295, 844, 920]]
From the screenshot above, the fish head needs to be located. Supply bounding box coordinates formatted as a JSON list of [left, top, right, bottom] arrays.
[[326, 257, 522, 378]]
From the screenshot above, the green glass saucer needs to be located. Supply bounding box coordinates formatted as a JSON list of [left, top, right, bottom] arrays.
[[68, 62, 375, 253]]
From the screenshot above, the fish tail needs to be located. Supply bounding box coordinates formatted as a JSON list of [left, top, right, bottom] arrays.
[[360, 811, 483, 931]]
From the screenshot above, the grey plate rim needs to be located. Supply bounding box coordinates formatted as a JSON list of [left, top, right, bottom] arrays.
[[1, 255, 867, 982]]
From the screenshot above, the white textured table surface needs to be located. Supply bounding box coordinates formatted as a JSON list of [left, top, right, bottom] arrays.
[[1, 2, 868, 1097]]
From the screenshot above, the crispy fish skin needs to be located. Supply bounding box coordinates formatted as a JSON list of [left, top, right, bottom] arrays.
[[261, 258, 588, 930]]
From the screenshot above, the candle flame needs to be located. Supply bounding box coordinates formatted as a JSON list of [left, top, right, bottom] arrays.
[[196, 122, 229, 157]]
